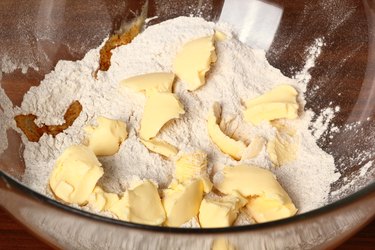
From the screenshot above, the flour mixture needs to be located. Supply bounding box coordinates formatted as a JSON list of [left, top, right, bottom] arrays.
[[4, 17, 340, 227]]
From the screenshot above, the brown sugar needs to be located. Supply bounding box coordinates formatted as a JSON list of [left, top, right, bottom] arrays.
[[15, 100, 82, 142], [94, 2, 148, 77]]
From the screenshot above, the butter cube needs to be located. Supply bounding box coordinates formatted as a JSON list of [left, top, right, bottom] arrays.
[[199, 194, 246, 228], [87, 186, 106, 211], [87, 186, 119, 211], [244, 85, 299, 125], [212, 238, 235, 250], [175, 151, 212, 193], [216, 165, 291, 199], [140, 92, 185, 140], [176, 150, 207, 182], [173, 36, 216, 91], [271, 120, 297, 137], [84, 116, 128, 156], [175, 151, 207, 182], [267, 133, 297, 167], [107, 193, 130, 221], [241, 136, 265, 160], [108, 180, 166, 226], [162, 179, 204, 227], [214, 30, 227, 41], [141, 138, 178, 158], [120, 72, 175, 94], [215, 165, 297, 222], [245, 195, 298, 223], [207, 103, 246, 160], [127, 180, 166, 225], [49, 145, 104, 205]]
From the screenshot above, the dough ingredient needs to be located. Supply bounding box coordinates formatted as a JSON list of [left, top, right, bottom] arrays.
[[15, 100, 82, 142], [173, 36, 216, 91], [49, 145, 104, 205], [140, 92, 185, 140], [84, 116, 128, 156]]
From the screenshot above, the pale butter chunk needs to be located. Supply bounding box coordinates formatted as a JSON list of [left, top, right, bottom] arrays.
[[49, 145, 104, 205], [267, 133, 297, 167], [175, 151, 213, 192], [141, 138, 178, 158], [120, 72, 175, 94], [86, 186, 119, 211], [199, 194, 247, 228], [108, 180, 166, 225], [140, 92, 185, 140], [162, 179, 204, 227], [207, 103, 247, 160], [241, 136, 266, 160], [245, 195, 298, 223], [215, 165, 297, 223], [214, 30, 227, 41], [243, 85, 299, 125], [173, 35, 216, 91], [267, 121, 298, 167], [212, 238, 235, 250], [84, 116, 128, 156]]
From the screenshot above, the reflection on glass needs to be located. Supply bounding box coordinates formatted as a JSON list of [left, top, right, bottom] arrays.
[[219, 0, 283, 50]]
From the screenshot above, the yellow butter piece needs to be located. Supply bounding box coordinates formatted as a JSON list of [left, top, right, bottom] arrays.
[[102, 193, 121, 210], [140, 92, 185, 140], [199, 194, 246, 228], [207, 103, 247, 160], [201, 175, 214, 194], [212, 238, 235, 250], [216, 165, 292, 199], [241, 136, 265, 160], [245, 195, 298, 223], [120, 72, 175, 94], [219, 116, 240, 139], [84, 116, 128, 156], [176, 151, 208, 182], [244, 85, 299, 125], [49, 145, 104, 205], [214, 30, 227, 41], [162, 179, 204, 227], [175, 151, 212, 193], [87, 186, 119, 211], [107, 193, 130, 221], [271, 120, 296, 137], [267, 133, 297, 167], [127, 180, 166, 225], [215, 165, 297, 222], [245, 85, 298, 107], [141, 138, 178, 158], [87, 186, 106, 211], [244, 103, 299, 125], [173, 36, 216, 91], [109, 180, 166, 225]]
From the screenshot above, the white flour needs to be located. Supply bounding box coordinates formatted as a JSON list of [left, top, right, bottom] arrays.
[[311, 107, 337, 140], [1, 55, 39, 75], [5, 17, 340, 224], [330, 160, 373, 200], [294, 37, 324, 86], [0, 88, 16, 154]]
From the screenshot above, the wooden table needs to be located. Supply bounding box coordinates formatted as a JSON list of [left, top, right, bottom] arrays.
[[0, 207, 374, 250]]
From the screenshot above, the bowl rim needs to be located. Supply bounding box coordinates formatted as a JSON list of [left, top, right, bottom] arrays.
[[0, 0, 374, 237], [1, 170, 374, 234]]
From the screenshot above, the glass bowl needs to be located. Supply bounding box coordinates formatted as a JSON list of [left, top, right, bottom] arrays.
[[0, 0, 374, 249]]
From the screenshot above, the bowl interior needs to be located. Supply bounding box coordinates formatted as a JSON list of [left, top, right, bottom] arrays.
[[0, 0, 374, 217]]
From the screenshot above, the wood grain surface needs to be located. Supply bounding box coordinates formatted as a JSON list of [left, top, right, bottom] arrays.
[[0, 207, 374, 250]]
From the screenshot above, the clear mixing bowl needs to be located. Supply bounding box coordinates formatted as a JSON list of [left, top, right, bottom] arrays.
[[0, 0, 374, 249]]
